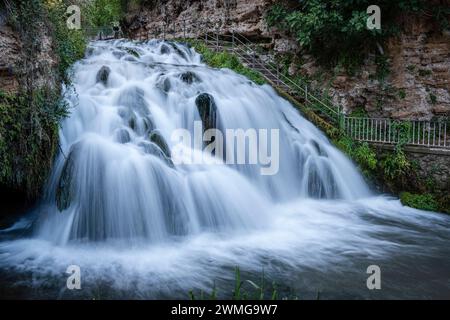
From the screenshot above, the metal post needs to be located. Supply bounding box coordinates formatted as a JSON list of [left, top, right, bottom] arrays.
[[216, 29, 219, 50], [232, 30, 235, 49], [276, 64, 279, 86]]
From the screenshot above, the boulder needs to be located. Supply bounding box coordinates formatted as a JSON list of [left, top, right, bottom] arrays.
[[149, 130, 171, 158], [180, 71, 199, 84], [117, 87, 149, 117], [139, 140, 174, 168], [160, 43, 170, 54], [114, 128, 131, 143], [195, 93, 217, 132], [96, 66, 110, 85]]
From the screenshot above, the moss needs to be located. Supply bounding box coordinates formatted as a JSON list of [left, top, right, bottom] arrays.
[[0, 89, 66, 199], [400, 192, 439, 212], [186, 40, 266, 85], [418, 69, 432, 77], [429, 92, 437, 104], [349, 106, 368, 118]]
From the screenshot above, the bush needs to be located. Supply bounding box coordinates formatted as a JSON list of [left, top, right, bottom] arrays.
[[0, 89, 67, 197], [334, 135, 377, 176], [188, 41, 266, 85], [400, 192, 439, 212], [265, 0, 429, 68], [382, 150, 411, 180], [46, 1, 87, 82]]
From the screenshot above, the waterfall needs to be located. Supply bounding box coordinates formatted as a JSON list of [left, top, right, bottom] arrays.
[[34, 39, 370, 244], [0, 40, 449, 299]]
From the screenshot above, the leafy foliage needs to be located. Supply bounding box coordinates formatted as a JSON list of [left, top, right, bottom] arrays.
[[188, 40, 266, 85], [334, 136, 377, 176], [400, 192, 439, 212], [84, 0, 123, 27], [45, 0, 87, 83], [0, 90, 66, 197], [266, 0, 428, 68], [188, 267, 283, 300]]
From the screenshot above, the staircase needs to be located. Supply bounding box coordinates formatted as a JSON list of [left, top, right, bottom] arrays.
[[197, 32, 449, 152]]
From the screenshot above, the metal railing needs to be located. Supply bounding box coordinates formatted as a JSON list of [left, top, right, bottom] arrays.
[[344, 117, 449, 149], [110, 21, 450, 150], [201, 32, 342, 125]]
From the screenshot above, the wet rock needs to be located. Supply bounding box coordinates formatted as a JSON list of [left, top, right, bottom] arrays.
[[160, 43, 170, 54], [169, 42, 188, 60], [96, 66, 111, 85], [180, 71, 199, 84], [117, 87, 149, 117], [149, 130, 171, 158], [114, 128, 131, 143], [139, 140, 174, 168], [56, 144, 80, 211], [156, 77, 171, 93], [112, 50, 126, 59], [195, 93, 217, 131], [125, 48, 140, 57], [310, 139, 327, 157]]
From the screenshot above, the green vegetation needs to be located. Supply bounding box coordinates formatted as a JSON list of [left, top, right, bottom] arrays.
[[265, 0, 447, 70], [188, 267, 283, 300], [429, 92, 437, 104], [0, 0, 128, 200], [186, 40, 266, 85], [334, 136, 377, 177], [400, 192, 439, 212], [45, 1, 87, 83], [0, 89, 66, 197]]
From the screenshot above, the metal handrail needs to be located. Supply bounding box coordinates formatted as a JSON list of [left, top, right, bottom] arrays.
[[95, 22, 450, 150], [203, 33, 340, 120]]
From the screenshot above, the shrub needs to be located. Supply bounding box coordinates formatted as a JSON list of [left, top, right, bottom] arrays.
[[334, 136, 377, 176], [400, 192, 439, 212], [188, 41, 266, 85], [265, 0, 432, 69]]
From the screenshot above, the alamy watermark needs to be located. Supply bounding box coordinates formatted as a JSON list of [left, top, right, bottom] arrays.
[[367, 5, 381, 30], [366, 265, 381, 290], [170, 121, 280, 176]]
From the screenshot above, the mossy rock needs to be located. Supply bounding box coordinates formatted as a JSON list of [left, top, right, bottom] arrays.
[[125, 48, 140, 58], [140, 140, 174, 168], [180, 71, 200, 84], [149, 130, 171, 159], [56, 144, 80, 212]]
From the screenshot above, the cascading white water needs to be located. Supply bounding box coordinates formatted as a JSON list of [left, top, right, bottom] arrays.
[[0, 40, 449, 299], [34, 39, 370, 244]]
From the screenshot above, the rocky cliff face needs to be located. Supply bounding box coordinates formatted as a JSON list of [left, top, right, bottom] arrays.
[[0, 19, 21, 92], [124, 0, 450, 121], [0, 5, 59, 94], [122, 0, 273, 38], [325, 14, 450, 120]]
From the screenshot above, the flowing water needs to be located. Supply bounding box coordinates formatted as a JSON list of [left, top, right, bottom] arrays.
[[0, 40, 449, 299]]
